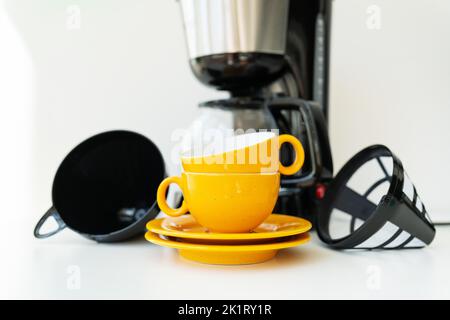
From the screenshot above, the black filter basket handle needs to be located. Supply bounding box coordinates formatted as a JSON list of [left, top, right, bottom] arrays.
[[317, 145, 436, 250]]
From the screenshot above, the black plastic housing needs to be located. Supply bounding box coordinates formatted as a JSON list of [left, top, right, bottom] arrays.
[[189, 52, 287, 96]]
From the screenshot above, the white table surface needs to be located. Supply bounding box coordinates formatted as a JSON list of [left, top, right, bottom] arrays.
[[2, 216, 450, 300]]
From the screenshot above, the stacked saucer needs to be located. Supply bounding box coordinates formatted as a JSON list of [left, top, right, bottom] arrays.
[[145, 214, 311, 265]]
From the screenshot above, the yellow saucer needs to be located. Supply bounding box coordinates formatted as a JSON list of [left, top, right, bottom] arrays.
[[145, 231, 311, 265], [146, 214, 312, 244]]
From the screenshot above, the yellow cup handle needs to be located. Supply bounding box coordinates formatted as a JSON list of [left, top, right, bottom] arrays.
[[157, 176, 189, 217], [278, 134, 305, 175]]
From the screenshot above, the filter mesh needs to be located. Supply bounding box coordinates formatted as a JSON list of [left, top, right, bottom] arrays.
[[318, 145, 435, 249], [328, 157, 392, 244]]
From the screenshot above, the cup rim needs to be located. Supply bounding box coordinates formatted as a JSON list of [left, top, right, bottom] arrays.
[[181, 171, 280, 176], [180, 131, 276, 160]]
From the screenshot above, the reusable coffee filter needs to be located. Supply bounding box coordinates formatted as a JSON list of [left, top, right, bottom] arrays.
[[317, 145, 435, 249]]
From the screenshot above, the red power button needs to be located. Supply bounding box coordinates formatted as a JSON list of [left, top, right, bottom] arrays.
[[315, 184, 326, 200]]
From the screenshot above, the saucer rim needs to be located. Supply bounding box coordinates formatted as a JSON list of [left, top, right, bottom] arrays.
[[145, 231, 311, 252], [146, 213, 312, 240]]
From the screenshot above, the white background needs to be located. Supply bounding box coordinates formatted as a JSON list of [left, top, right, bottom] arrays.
[[1, 0, 450, 299]]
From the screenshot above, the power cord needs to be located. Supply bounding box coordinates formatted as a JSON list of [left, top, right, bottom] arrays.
[[434, 222, 450, 226]]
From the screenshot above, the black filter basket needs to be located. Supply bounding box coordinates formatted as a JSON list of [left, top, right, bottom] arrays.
[[34, 130, 166, 242], [317, 145, 435, 249]]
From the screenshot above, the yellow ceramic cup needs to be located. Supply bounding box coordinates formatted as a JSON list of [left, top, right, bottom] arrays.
[[181, 132, 304, 175], [157, 172, 280, 233]]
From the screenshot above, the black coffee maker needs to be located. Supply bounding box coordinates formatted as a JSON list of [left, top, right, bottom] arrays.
[[177, 0, 334, 220]]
